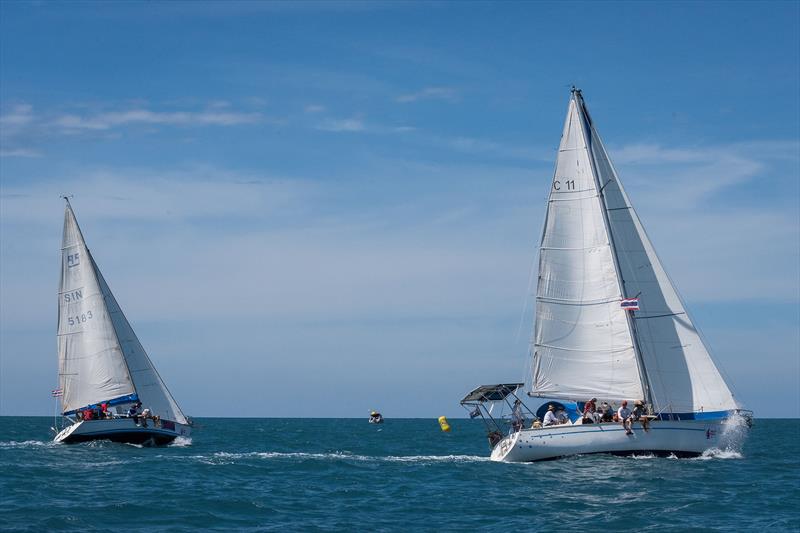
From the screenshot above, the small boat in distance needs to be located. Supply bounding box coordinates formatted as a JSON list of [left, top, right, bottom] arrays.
[[369, 411, 384, 424], [462, 88, 751, 462], [53, 199, 191, 445]]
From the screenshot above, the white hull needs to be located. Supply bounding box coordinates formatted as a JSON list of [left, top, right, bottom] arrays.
[[54, 417, 191, 445], [491, 419, 730, 462]]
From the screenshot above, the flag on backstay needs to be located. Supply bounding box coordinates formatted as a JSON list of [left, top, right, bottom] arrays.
[[620, 298, 640, 311]]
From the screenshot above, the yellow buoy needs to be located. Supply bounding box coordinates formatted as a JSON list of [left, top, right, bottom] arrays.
[[438, 416, 451, 432]]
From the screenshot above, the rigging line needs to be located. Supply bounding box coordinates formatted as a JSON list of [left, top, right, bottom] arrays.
[[514, 242, 538, 357], [634, 312, 686, 320]]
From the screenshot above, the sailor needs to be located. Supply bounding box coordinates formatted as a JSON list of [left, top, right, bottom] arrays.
[[141, 408, 151, 428], [617, 400, 633, 435], [583, 398, 599, 423], [127, 402, 141, 418], [632, 400, 649, 431], [100, 402, 110, 419], [542, 404, 559, 426], [599, 402, 614, 422], [511, 399, 525, 431]]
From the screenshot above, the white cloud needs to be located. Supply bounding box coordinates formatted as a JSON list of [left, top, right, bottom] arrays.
[[315, 117, 365, 132], [0, 148, 42, 158], [52, 108, 262, 131], [0, 103, 34, 127], [304, 104, 326, 113], [396, 86, 458, 103]]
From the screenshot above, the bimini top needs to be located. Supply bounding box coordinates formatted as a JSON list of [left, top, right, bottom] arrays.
[[460, 383, 524, 404]]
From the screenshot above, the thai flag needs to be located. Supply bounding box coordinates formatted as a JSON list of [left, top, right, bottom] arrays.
[[51, 388, 63, 397], [620, 298, 640, 311]]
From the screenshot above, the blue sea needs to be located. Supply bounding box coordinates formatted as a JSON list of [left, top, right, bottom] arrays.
[[1, 417, 798, 531]]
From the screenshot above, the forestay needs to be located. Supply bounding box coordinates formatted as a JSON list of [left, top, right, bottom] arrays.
[[57, 201, 188, 424]]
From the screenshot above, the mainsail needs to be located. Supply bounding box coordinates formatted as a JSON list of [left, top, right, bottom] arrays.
[[531, 90, 738, 414], [57, 200, 188, 424]]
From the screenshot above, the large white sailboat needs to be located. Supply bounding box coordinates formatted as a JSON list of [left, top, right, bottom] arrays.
[[53, 199, 191, 445], [462, 89, 751, 462]]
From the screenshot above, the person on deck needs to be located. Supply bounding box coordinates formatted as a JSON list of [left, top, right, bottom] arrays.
[[583, 398, 599, 423], [542, 404, 559, 427], [127, 402, 141, 418], [617, 400, 633, 435], [511, 399, 525, 431], [100, 402, 110, 419], [599, 402, 614, 422], [632, 400, 649, 431]]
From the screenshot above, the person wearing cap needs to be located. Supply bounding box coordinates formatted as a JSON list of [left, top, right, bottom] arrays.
[[582, 398, 599, 424], [542, 404, 559, 426], [617, 400, 633, 435], [632, 400, 649, 431]]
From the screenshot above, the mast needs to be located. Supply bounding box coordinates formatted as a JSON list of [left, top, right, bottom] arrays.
[[571, 88, 654, 408]]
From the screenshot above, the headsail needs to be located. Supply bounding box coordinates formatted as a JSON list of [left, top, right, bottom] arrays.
[[531, 90, 738, 414], [581, 95, 738, 414], [57, 200, 188, 423], [531, 93, 645, 402]]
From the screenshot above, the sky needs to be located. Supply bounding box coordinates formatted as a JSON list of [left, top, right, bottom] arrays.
[[1, 1, 798, 418]]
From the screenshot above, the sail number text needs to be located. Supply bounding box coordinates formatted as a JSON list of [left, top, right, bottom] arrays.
[[553, 179, 576, 191], [68, 311, 93, 326]]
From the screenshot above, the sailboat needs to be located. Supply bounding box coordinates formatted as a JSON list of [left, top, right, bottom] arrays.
[[461, 88, 751, 462], [53, 199, 191, 445]]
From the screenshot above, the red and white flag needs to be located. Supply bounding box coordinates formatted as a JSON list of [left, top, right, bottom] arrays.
[[620, 298, 639, 311]]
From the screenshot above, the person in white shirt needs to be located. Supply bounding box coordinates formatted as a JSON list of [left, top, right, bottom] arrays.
[[542, 404, 559, 426], [616, 400, 633, 435]]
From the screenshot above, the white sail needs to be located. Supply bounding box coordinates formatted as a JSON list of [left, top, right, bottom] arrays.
[[531, 96, 645, 401], [582, 100, 738, 414], [531, 91, 738, 414], [58, 201, 136, 413], [57, 200, 188, 424], [94, 263, 188, 424]]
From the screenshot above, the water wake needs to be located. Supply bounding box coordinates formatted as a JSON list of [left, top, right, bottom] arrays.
[[209, 451, 488, 464], [0, 440, 57, 449]]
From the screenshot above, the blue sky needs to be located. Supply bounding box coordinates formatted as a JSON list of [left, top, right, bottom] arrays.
[[1, 1, 798, 418]]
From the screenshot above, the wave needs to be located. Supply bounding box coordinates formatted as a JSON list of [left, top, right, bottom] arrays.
[[209, 451, 489, 464], [0, 440, 57, 449], [694, 447, 743, 460], [169, 436, 193, 447]]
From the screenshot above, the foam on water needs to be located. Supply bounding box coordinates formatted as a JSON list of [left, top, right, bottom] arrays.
[[209, 450, 488, 464], [169, 436, 193, 447], [694, 447, 744, 460], [0, 439, 56, 449]]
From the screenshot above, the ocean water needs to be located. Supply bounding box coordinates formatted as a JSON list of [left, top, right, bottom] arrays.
[[1, 417, 798, 532]]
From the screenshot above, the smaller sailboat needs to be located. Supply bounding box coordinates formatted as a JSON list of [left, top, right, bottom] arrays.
[[369, 411, 384, 424], [53, 199, 191, 445]]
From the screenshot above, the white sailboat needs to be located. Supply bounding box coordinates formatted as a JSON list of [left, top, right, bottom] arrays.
[[53, 199, 191, 445], [462, 89, 751, 462]]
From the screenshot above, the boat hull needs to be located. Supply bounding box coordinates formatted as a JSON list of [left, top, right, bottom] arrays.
[[491, 418, 733, 462], [54, 418, 191, 445]]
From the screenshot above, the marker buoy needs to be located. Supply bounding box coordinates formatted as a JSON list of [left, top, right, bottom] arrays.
[[438, 416, 451, 432]]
